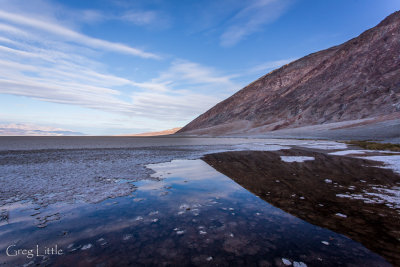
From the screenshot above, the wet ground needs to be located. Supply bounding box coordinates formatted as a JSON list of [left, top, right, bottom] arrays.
[[203, 149, 400, 266], [0, 137, 399, 266]]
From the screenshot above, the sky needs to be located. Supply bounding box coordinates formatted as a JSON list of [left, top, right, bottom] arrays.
[[0, 0, 399, 135]]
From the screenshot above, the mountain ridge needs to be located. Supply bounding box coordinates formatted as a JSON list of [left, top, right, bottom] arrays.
[[178, 11, 400, 138], [116, 127, 182, 136]]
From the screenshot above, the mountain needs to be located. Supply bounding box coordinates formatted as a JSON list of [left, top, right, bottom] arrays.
[[117, 127, 182, 136], [0, 123, 84, 136], [178, 11, 400, 140]]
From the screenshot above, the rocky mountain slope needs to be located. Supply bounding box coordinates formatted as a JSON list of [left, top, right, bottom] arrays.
[[178, 11, 400, 137]]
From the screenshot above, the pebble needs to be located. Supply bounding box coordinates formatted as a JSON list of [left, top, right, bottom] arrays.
[[282, 258, 292, 265]]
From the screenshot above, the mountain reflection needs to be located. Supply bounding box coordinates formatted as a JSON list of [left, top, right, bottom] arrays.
[[202, 149, 400, 266]]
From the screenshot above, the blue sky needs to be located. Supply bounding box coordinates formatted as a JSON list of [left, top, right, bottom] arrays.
[[0, 0, 399, 135]]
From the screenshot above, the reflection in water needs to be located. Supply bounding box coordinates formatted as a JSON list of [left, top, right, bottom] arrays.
[[0, 158, 392, 266], [202, 149, 400, 266]]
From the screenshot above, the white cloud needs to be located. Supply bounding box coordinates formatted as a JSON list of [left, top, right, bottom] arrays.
[[117, 8, 171, 29], [131, 91, 221, 121], [78, 9, 105, 24], [0, 9, 159, 59], [154, 60, 239, 92], [0, 42, 233, 121], [0, 0, 247, 132], [121, 10, 157, 25], [126, 60, 242, 121], [220, 0, 293, 46], [0, 22, 29, 37], [0, 10, 239, 124]]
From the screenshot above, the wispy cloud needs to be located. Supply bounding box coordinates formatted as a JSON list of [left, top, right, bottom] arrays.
[[220, 0, 293, 47], [0, 0, 250, 133], [131, 91, 220, 121], [130, 60, 241, 121], [0, 41, 234, 120], [78, 9, 105, 24], [0, 6, 239, 123], [120, 10, 157, 25], [119, 9, 172, 29], [155, 60, 239, 91], [0, 10, 159, 59]]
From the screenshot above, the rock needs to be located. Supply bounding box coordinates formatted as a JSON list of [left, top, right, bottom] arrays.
[[282, 258, 292, 265]]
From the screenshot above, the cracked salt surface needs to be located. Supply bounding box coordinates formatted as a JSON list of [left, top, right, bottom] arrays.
[[81, 244, 92, 250], [336, 186, 400, 211], [122, 234, 133, 241], [293, 262, 307, 267], [297, 142, 347, 150], [1, 140, 284, 209], [281, 258, 307, 267], [0, 138, 348, 226], [231, 143, 289, 152], [280, 156, 315, 163], [326, 154, 400, 213], [329, 150, 367, 155], [359, 155, 400, 174]]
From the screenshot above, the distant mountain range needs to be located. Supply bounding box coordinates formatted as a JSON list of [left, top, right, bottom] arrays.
[[178, 11, 400, 140], [117, 127, 182, 136], [0, 123, 84, 136]]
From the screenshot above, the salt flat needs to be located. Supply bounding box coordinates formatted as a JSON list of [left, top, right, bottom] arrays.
[[0, 136, 399, 266]]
